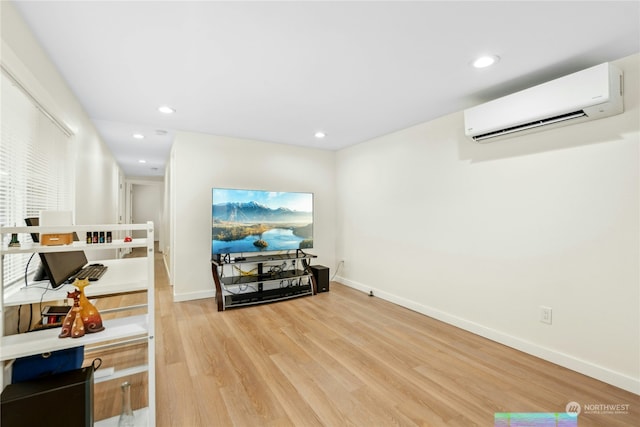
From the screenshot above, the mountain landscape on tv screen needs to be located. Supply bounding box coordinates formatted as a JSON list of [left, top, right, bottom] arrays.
[[212, 201, 311, 223], [212, 201, 313, 254]]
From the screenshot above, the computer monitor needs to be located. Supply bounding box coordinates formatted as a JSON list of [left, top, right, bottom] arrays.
[[25, 218, 87, 289]]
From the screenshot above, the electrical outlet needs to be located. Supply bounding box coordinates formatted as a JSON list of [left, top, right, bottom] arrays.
[[540, 306, 552, 324]]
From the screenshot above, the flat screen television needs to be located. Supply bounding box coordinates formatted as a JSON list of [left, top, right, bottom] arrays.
[[212, 188, 313, 256], [25, 218, 88, 289]]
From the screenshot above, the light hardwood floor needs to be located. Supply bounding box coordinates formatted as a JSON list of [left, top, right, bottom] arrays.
[[94, 249, 639, 426]]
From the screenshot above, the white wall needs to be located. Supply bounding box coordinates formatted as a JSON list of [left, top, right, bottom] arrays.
[[335, 53, 640, 393], [1, 2, 121, 236], [127, 178, 164, 241], [169, 131, 336, 301]]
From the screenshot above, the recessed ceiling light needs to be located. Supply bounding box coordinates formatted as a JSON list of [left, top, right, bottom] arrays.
[[133, 133, 144, 139], [138, 159, 147, 164], [158, 105, 175, 114], [314, 131, 326, 139], [471, 55, 500, 69]]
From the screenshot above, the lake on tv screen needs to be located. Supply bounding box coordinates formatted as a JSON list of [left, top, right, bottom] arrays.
[[213, 227, 308, 254]]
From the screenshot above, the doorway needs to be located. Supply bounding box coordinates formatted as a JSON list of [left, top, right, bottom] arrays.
[[129, 182, 163, 241]]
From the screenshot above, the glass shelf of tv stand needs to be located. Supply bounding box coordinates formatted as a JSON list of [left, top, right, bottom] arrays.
[[212, 251, 316, 266], [221, 277, 314, 309], [220, 268, 312, 287]]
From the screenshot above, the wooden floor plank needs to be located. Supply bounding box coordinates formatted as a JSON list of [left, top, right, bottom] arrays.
[[92, 248, 639, 426]]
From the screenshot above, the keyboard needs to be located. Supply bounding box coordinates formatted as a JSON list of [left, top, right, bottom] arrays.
[[67, 264, 108, 283]]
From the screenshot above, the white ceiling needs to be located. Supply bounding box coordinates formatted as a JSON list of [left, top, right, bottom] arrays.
[[12, 1, 640, 177]]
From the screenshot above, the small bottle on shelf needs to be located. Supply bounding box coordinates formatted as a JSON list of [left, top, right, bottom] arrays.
[[9, 233, 20, 247]]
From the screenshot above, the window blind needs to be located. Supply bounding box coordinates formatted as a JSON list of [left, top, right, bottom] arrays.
[[1, 71, 73, 288]]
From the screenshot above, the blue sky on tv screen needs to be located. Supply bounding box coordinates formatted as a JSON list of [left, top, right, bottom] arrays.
[[213, 189, 312, 213]]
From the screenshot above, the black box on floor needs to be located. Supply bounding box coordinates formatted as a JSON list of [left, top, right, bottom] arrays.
[[1, 366, 94, 427], [310, 265, 329, 293]]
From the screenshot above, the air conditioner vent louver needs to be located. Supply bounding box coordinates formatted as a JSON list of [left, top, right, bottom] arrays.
[[472, 110, 586, 142], [464, 62, 623, 143]]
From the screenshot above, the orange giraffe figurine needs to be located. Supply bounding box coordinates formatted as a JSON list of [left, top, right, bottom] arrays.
[[58, 290, 80, 338], [73, 278, 105, 333]]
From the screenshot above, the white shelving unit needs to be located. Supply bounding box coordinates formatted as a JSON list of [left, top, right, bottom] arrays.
[[0, 222, 155, 426]]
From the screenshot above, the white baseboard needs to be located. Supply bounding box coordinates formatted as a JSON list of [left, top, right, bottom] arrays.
[[173, 289, 216, 303], [335, 275, 640, 395]]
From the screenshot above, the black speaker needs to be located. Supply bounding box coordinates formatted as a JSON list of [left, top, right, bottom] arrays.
[[1, 366, 94, 427], [310, 265, 329, 293]]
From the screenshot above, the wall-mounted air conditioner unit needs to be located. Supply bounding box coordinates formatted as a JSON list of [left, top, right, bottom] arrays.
[[464, 62, 624, 143]]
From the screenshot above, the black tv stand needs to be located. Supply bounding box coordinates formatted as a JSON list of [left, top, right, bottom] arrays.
[[216, 253, 231, 263], [211, 252, 317, 311]]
